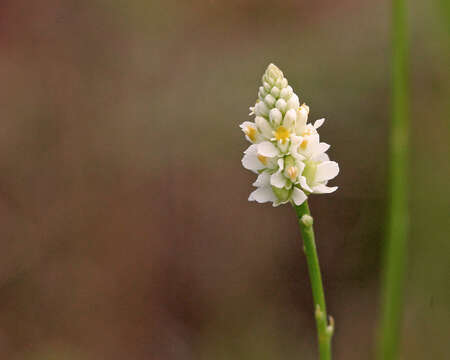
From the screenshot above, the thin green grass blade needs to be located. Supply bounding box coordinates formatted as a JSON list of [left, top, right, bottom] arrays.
[[377, 0, 410, 359]]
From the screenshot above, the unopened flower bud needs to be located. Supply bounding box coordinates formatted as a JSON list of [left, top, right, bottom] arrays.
[[280, 85, 293, 100], [283, 109, 297, 129], [275, 98, 287, 113], [264, 75, 274, 86], [270, 86, 280, 98], [269, 108, 282, 126], [259, 86, 267, 99], [264, 94, 276, 108], [255, 101, 269, 116], [266, 63, 284, 81], [255, 116, 273, 138], [295, 104, 309, 135], [287, 94, 300, 110]]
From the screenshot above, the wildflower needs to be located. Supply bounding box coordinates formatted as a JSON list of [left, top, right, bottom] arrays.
[[290, 131, 339, 194], [240, 63, 339, 206]]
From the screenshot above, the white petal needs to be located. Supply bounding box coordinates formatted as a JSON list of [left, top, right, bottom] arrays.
[[255, 101, 269, 116], [314, 118, 325, 129], [290, 134, 302, 144], [283, 109, 297, 129], [239, 121, 255, 130], [292, 187, 307, 205], [239, 122, 260, 143], [270, 171, 286, 188], [299, 176, 313, 192], [269, 108, 283, 126], [289, 134, 302, 147], [248, 186, 276, 203], [264, 157, 278, 170], [259, 86, 267, 98], [306, 131, 320, 144], [315, 152, 330, 162], [295, 107, 308, 135], [257, 141, 279, 158], [278, 141, 289, 153], [300, 134, 320, 158], [255, 116, 273, 139], [289, 136, 306, 160], [312, 184, 338, 194], [286, 94, 300, 110], [275, 98, 287, 113], [243, 144, 258, 155], [315, 161, 339, 182], [310, 142, 330, 161], [252, 172, 270, 187], [316, 142, 330, 154], [242, 152, 265, 173], [264, 94, 276, 108], [277, 158, 284, 171], [270, 86, 280, 97], [280, 86, 293, 100], [292, 152, 306, 161], [295, 159, 306, 180], [273, 198, 290, 207], [297, 160, 305, 174]]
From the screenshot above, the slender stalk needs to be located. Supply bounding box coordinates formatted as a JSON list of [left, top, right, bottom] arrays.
[[377, 0, 409, 359], [293, 201, 333, 360]]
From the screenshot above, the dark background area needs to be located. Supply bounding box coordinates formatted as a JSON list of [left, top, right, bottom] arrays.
[[0, 1, 448, 359]]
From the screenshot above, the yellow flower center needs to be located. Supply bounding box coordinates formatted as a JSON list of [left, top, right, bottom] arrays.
[[257, 154, 268, 165], [274, 126, 290, 144], [300, 138, 308, 149], [244, 126, 257, 142]]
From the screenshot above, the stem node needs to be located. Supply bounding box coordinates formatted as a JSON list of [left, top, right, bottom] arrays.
[[301, 214, 314, 226]]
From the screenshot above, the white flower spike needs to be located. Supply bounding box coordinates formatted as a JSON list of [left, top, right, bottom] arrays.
[[240, 63, 339, 207]]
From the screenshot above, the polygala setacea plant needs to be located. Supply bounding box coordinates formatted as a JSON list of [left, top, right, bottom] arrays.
[[240, 63, 338, 360], [241, 63, 339, 207]]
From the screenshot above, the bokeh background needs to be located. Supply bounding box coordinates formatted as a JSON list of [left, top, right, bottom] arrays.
[[0, 0, 448, 359]]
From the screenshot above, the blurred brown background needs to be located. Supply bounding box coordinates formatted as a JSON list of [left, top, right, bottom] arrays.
[[0, 0, 448, 359]]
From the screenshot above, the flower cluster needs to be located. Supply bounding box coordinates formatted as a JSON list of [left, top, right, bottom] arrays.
[[240, 63, 339, 206]]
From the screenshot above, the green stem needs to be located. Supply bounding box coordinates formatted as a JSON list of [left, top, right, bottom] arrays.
[[377, 0, 409, 359], [293, 201, 333, 360]]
